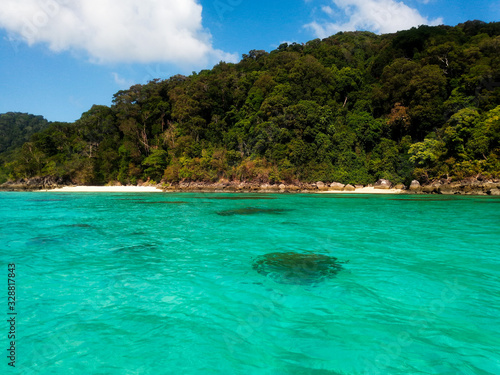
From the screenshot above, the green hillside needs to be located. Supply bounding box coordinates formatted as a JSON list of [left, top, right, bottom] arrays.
[[1, 20, 499, 186]]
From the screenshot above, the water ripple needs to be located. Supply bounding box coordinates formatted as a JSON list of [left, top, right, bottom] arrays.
[[1, 192, 499, 374]]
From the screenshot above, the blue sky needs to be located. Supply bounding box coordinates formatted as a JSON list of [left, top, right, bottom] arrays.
[[0, 0, 498, 123]]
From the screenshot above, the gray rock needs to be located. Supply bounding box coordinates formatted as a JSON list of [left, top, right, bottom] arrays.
[[329, 182, 345, 191], [409, 180, 421, 191], [394, 184, 406, 190], [316, 181, 328, 191], [490, 188, 500, 196], [422, 185, 438, 193], [484, 181, 499, 189], [439, 183, 459, 194], [374, 179, 392, 189], [343, 184, 355, 191]]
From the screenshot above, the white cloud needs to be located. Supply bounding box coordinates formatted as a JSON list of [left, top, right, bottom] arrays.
[[321, 5, 335, 16], [112, 72, 134, 88], [306, 0, 443, 37], [0, 0, 237, 66]]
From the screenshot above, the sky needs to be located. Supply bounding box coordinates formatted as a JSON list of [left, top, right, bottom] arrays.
[[0, 0, 498, 123]]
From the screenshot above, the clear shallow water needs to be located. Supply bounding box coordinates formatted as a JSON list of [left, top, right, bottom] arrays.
[[1, 192, 500, 375]]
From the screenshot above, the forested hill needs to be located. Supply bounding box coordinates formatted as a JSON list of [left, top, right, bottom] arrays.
[[1, 20, 499, 186], [0, 113, 49, 155], [0, 113, 51, 183]]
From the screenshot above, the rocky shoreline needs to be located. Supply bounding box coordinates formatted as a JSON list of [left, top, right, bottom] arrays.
[[160, 178, 500, 195], [1, 177, 499, 195], [0, 176, 69, 191]]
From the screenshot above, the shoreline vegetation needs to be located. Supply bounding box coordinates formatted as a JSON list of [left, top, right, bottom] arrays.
[[1, 22, 499, 190], [1, 177, 499, 195]]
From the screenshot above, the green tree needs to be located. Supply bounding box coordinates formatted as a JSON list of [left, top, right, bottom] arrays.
[[142, 149, 170, 181]]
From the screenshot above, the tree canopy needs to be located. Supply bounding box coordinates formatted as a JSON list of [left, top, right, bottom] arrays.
[[1, 21, 499, 186]]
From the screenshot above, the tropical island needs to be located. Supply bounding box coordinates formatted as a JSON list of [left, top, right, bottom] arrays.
[[1, 20, 499, 194]]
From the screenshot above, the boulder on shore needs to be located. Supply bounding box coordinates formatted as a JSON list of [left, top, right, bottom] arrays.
[[409, 180, 421, 191], [0, 176, 69, 191], [316, 181, 328, 191], [422, 183, 439, 193], [490, 188, 500, 196], [374, 179, 392, 189], [329, 182, 345, 191], [343, 184, 356, 191]]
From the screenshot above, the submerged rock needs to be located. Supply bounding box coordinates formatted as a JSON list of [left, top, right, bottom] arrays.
[[65, 224, 93, 228], [217, 207, 289, 216], [203, 196, 276, 200], [252, 252, 347, 284]]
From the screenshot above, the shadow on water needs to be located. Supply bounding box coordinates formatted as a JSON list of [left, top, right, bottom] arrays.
[[135, 201, 189, 205], [113, 243, 159, 254], [27, 199, 65, 202], [389, 197, 463, 201], [217, 207, 290, 216], [252, 252, 348, 285], [195, 196, 277, 200], [114, 198, 146, 201], [26, 236, 61, 247], [474, 199, 500, 203], [303, 195, 371, 199], [282, 365, 347, 375]]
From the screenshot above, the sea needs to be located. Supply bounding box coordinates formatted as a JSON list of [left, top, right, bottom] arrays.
[[1, 192, 499, 375]]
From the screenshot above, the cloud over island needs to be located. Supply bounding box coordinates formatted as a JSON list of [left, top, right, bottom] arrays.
[[306, 0, 443, 37], [0, 0, 237, 66]]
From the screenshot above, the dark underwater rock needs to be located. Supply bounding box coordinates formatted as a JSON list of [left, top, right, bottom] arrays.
[[217, 207, 289, 216], [252, 252, 346, 284], [137, 201, 188, 204], [202, 196, 276, 200]]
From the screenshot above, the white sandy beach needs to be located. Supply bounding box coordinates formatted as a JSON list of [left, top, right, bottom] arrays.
[[47, 186, 163, 193]]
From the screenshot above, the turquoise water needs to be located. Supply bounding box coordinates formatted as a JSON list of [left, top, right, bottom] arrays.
[[1, 192, 500, 375]]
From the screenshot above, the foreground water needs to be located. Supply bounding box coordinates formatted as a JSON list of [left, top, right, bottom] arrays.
[[1, 192, 499, 375]]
